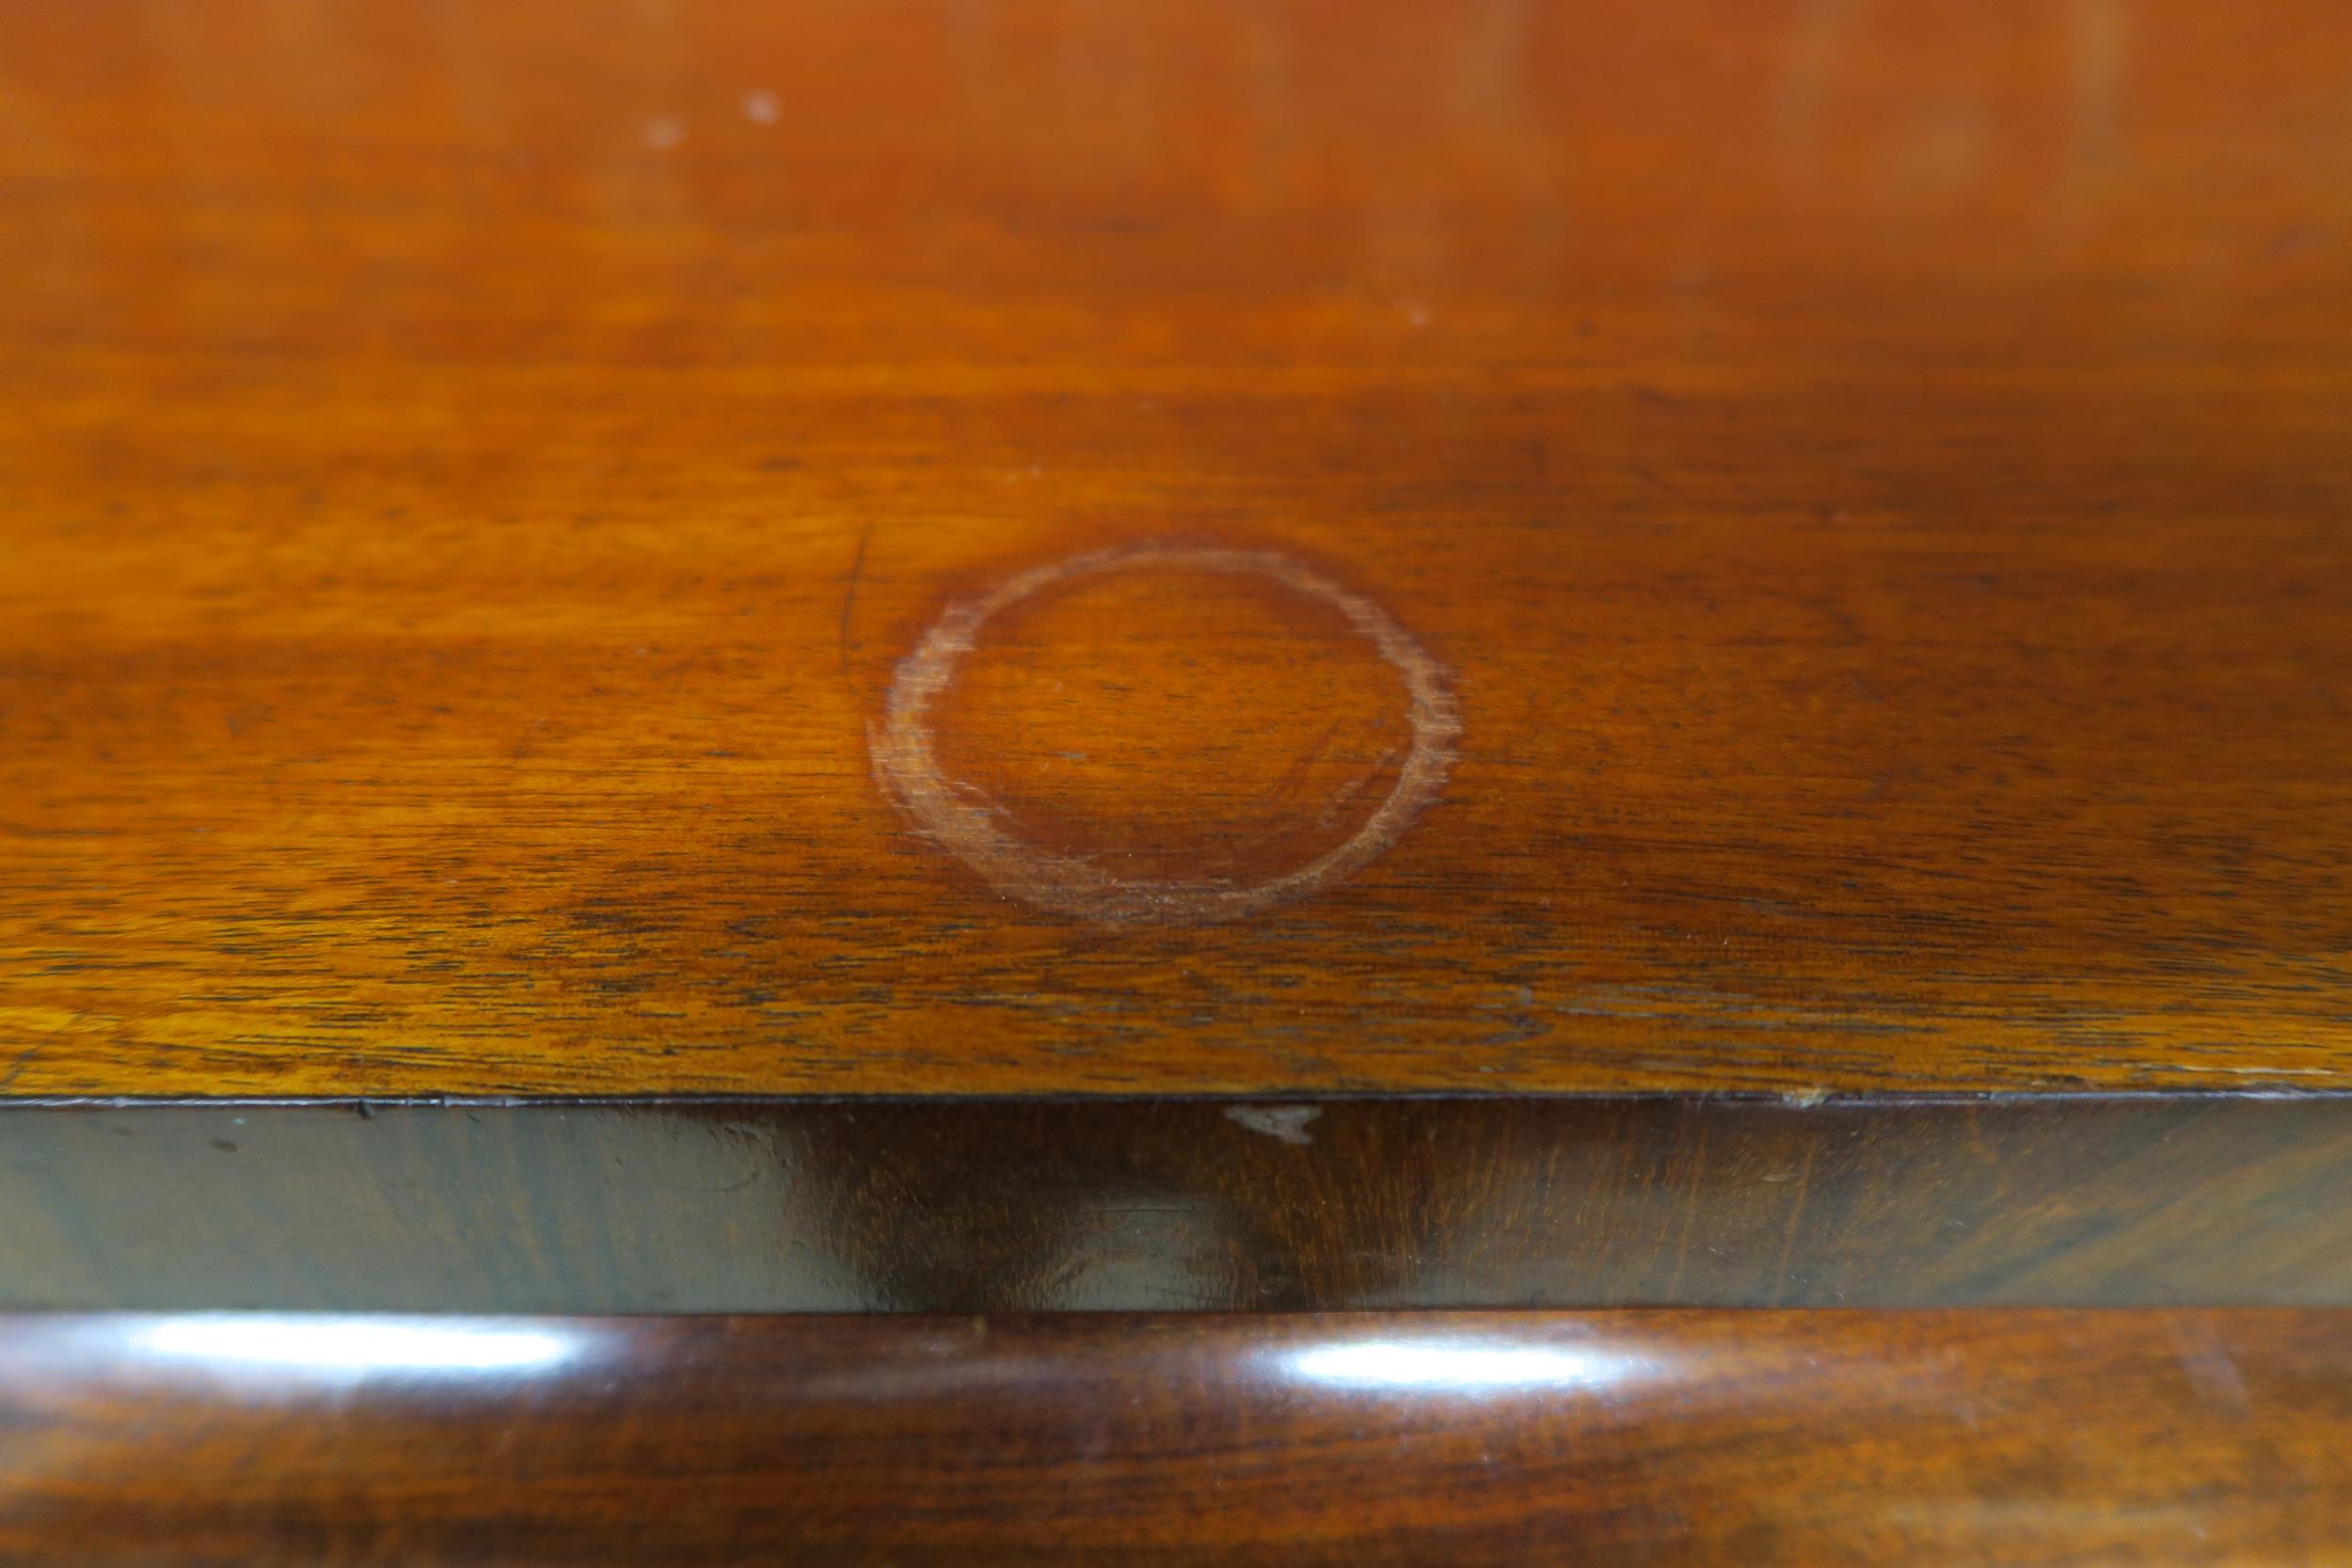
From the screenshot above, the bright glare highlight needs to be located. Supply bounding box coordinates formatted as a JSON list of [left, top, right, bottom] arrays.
[[1286, 1338, 1645, 1392], [135, 1317, 584, 1376]]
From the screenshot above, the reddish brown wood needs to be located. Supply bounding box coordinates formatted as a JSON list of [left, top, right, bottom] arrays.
[[2, 1309, 2346, 1565], [3, 0, 2350, 1098]]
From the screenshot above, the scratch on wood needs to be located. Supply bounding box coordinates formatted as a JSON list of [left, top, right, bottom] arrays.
[[1665, 1126, 1711, 1297], [837, 522, 874, 672], [0, 1046, 39, 1092], [1769, 1139, 1820, 1307]]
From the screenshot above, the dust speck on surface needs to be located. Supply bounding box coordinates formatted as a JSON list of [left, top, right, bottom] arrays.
[[1225, 1104, 1322, 1146], [643, 116, 685, 150], [743, 89, 781, 124]]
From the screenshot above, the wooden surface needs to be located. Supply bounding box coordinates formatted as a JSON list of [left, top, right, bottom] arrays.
[[5, 0, 2352, 1098], [1, 1309, 2345, 1565], [8, 1096, 2352, 1311]]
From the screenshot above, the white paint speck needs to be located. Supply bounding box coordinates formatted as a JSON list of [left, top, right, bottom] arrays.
[[642, 116, 685, 151], [1225, 1105, 1322, 1146], [743, 89, 781, 125], [2170, 1322, 2255, 1417]]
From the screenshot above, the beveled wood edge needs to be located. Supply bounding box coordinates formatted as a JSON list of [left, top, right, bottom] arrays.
[[4, 1091, 2347, 1313], [9, 1086, 2351, 1106], [4, 1307, 2347, 1566]]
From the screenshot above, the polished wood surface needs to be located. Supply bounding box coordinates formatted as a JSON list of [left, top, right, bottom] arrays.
[[3, 0, 2350, 1098], [8, 1095, 2352, 1311], [3, 1310, 2347, 1565]]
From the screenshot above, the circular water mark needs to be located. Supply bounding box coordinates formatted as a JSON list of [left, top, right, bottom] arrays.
[[870, 543, 1459, 925]]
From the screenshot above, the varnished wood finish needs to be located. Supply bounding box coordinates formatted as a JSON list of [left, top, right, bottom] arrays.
[[2, 1309, 2346, 1564], [6, 1095, 2348, 1311], [4, 0, 2351, 1098]]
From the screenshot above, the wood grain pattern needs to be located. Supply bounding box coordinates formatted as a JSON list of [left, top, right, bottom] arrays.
[[8, 1096, 2352, 1311], [4, 0, 2351, 1096], [4, 1309, 2349, 1565]]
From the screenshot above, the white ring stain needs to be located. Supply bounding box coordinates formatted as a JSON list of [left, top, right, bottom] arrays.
[[870, 543, 1459, 926]]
